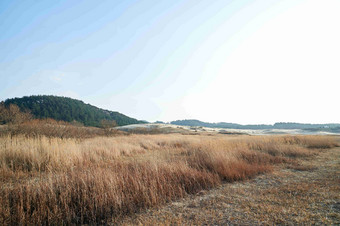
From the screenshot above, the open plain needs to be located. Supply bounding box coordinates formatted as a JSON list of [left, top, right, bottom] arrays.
[[0, 130, 339, 225], [121, 140, 340, 225]]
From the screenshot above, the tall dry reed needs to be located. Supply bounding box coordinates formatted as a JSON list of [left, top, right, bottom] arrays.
[[0, 134, 338, 224]]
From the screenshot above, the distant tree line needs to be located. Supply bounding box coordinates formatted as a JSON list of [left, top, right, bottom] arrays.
[[4, 95, 144, 127], [171, 119, 340, 130]]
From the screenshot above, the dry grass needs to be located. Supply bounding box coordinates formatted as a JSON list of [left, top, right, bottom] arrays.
[[0, 133, 338, 225], [1, 119, 125, 138], [121, 147, 340, 225]]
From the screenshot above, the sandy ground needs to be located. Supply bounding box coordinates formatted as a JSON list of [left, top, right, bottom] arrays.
[[116, 123, 340, 136], [118, 147, 340, 225]]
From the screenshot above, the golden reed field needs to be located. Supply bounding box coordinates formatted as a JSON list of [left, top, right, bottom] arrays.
[[0, 131, 339, 225]]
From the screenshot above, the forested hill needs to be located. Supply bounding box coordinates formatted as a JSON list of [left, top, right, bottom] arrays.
[[4, 95, 144, 127]]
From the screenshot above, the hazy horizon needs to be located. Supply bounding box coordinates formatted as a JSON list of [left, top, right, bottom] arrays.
[[1, 0, 339, 124]]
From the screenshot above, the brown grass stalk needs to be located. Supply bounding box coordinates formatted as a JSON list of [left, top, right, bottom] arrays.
[[0, 134, 338, 224]]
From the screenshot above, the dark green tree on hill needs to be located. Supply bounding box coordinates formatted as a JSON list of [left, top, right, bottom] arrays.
[[4, 95, 144, 127]]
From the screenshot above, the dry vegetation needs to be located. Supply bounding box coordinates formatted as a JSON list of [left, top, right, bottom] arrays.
[[124, 145, 340, 225], [1, 118, 125, 138], [0, 128, 339, 224]]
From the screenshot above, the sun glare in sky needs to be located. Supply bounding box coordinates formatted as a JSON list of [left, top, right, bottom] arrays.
[[1, 0, 339, 124]]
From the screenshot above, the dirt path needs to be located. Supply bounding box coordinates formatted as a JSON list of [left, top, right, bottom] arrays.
[[119, 148, 340, 225]]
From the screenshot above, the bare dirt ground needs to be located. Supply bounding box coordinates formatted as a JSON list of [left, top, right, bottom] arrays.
[[119, 147, 340, 225]]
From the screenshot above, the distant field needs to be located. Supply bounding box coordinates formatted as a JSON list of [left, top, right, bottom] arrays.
[[0, 132, 338, 225], [117, 123, 340, 135]]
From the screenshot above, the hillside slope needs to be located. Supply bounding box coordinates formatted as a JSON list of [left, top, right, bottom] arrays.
[[4, 95, 144, 127]]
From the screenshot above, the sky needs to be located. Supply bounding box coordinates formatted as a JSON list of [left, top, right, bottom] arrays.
[[1, 0, 339, 124]]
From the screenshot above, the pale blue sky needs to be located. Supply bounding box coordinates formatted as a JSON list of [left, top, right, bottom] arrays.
[[1, 0, 339, 123]]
